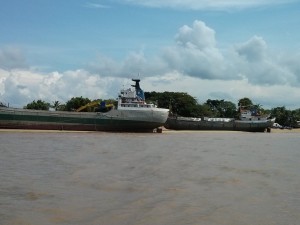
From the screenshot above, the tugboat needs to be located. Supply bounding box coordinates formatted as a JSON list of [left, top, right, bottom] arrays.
[[0, 79, 169, 132]]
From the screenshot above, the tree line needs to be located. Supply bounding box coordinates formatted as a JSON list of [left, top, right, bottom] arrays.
[[20, 92, 300, 127]]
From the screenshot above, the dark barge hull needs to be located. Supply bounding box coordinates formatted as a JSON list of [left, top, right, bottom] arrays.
[[165, 117, 276, 132], [0, 120, 163, 132], [0, 107, 167, 132]]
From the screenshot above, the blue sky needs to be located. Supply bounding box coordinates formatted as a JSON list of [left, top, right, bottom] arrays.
[[1, 0, 300, 109]]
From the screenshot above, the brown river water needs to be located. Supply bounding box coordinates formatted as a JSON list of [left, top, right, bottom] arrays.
[[0, 130, 299, 225]]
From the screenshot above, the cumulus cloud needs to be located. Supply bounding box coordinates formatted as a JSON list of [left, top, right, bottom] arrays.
[[1, 20, 300, 109], [0, 68, 125, 107], [87, 51, 169, 77], [87, 54, 121, 76], [160, 21, 299, 87], [232, 36, 297, 86], [163, 20, 228, 79], [175, 21, 216, 49], [88, 20, 224, 80], [235, 36, 267, 62], [280, 53, 300, 84], [118, 0, 296, 10], [81, 20, 300, 87]]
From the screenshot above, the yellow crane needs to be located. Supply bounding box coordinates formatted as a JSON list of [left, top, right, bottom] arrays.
[[76, 100, 114, 112], [76, 100, 100, 112]]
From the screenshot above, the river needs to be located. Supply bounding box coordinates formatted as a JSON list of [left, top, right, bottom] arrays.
[[0, 130, 299, 225]]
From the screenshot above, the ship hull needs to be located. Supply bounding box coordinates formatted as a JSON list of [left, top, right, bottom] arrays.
[[165, 117, 275, 132], [0, 107, 169, 132]]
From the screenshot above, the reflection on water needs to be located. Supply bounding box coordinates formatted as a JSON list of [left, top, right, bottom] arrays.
[[1, 131, 300, 225]]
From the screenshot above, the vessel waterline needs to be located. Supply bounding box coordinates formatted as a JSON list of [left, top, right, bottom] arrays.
[[0, 79, 169, 132]]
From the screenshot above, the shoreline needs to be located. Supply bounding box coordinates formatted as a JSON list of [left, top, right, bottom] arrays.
[[1, 128, 300, 133]]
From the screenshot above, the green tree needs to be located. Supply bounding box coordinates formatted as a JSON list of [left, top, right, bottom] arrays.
[[145, 92, 238, 118], [270, 107, 290, 126], [65, 97, 91, 111], [292, 108, 300, 123], [205, 99, 221, 117], [205, 99, 237, 118], [57, 104, 66, 111], [238, 97, 253, 109], [145, 91, 198, 117], [51, 100, 61, 111], [221, 101, 237, 118], [24, 100, 50, 110], [191, 104, 214, 117], [271, 107, 300, 127]]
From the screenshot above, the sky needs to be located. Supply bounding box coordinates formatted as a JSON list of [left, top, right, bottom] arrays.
[[1, 0, 300, 109]]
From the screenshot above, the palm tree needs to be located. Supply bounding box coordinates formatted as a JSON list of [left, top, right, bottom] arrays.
[[52, 101, 61, 111]]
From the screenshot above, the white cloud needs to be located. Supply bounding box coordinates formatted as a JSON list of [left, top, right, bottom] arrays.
[[87, 51, 169, 77], [175, 21, 216, 49], [280, 53, 300, 84], [118, 0, 296, 10], [232, 36, 298, 86], [0, 69, 124, 107], [161, 21, 299, 87], [82, 20, 299, 86], [1, 67, 299, 110], [235, 36, 267, 62], [163, 20, 228, 79], [1, 20, 300, 109]]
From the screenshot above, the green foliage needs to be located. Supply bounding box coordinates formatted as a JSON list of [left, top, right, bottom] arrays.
[[190, 104, 214, 117], [238, 97, 253, 108], [270, 107, 300, 127], [65, 97, 91, 111], [56, 104, 66, 111], [24, 100, 50, 110], [293, 108, 300, 121], [145, 91, 198, 117], [205, 99, 237, 118], [145, 92, 237, 118], [51, 100, 61, 111], [105, 98, 118, 107]]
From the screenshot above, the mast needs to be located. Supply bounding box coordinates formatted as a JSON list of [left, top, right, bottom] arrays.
[[131, 79, 145, 101]]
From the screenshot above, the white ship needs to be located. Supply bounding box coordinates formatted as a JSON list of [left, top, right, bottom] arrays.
[[0, 79, 169, 132]]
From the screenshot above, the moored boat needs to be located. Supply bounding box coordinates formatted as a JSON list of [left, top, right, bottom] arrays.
[[0, 79, 169, 132], [165, 107, 275, 132]]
